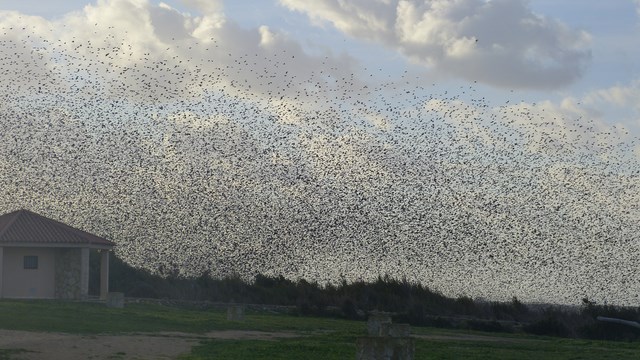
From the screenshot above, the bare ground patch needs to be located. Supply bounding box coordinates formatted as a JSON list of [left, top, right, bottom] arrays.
[[0, 329, 301, 360]]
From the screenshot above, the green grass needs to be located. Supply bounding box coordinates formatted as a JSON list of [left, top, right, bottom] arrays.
[[414, 337, 640, 360], [0, 299, 222, 333], [0, 300, 361, 334], [183, 334, 640, 360], [183, 332, 357, 360], [0, 349, 33, 360], [0, 300, 639, 359]]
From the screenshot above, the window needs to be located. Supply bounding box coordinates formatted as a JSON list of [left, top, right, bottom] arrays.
[[24, 255, 38, 269]]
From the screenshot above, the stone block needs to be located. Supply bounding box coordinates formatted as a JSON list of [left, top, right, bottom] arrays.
[[380, 323, 411, 338], [356, 337, 415, 360], [367, 312, 392, 336], [227, 305, 245, 321], [106, 292, 125, 308]]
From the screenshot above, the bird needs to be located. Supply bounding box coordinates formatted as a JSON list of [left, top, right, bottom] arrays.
[[0, 5, 638, 306]]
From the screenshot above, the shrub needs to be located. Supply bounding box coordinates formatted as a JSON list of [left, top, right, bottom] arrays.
[[466, 319, 511, 333], [524, 316, 570, 338]]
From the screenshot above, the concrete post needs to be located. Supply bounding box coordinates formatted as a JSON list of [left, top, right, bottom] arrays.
[[80, 248, 90, 299], [100, 250, 110, 300]]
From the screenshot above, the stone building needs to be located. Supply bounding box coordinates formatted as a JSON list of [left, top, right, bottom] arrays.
[[0, 209, 114, 300]]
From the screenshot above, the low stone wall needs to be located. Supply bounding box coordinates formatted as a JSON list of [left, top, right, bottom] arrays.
[[124, 298, 296, 313]]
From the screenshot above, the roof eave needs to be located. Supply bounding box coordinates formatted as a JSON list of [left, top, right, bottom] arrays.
[[0, 242, 114, 250]]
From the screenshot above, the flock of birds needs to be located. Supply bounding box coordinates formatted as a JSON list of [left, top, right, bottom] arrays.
[[1, 20, 639, 305]]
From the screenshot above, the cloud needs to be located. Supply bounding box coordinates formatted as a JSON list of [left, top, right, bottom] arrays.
[[583, 80, 640, 110], [279, 0, 592, 89], [0, 0, 362, 109], [179, 0, 224, 17]]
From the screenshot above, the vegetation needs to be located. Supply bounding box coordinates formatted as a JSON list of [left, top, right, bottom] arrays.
[[0, 300, 639, 359], [92, 253, 640, 342], [0, 298, 357, 334], [185, 335, 640, 360], [0, 349, 32, 360], [183, 330, 640, 360]]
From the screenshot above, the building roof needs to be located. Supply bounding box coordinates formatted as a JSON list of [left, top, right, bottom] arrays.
[[0, 210, 114, 248]]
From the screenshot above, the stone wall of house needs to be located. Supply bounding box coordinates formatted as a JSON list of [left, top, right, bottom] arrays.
[[54, 248, 82, 299]]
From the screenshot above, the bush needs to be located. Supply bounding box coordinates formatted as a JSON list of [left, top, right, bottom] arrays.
[[102, 253, 640, 342], [579, 321, 640, 341], [466, 319, 511, 333], [524, 316, 570, 338], [126, 281, 158, 298], [341, 298, 359, 320]]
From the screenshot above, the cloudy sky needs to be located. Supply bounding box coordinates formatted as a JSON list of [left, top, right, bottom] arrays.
[[1, 0, 639, 305], [2, 0, 638, 127]]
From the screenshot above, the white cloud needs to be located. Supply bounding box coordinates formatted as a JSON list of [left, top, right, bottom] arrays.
[[279, 0, 592, 89], [583, 80, 640, 110], [179, 0, 223, 17], [258, 25, 278, 47], [0, 11, 64, 92], [490, 90, 640, 165], [0, 0, 359, 105]]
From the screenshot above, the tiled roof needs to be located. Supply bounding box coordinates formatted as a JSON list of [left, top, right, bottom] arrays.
[[0, 210, 114, 248]]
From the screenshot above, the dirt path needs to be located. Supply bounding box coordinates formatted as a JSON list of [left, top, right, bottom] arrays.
[[0, 329, 300, 360], [0, 329, 546, 358]]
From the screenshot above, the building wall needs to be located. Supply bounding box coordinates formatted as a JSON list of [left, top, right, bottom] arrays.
[[2, 247, 56, 298]]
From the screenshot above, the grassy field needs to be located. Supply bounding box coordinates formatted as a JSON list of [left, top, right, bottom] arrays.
[[0, 299, 639, 359]]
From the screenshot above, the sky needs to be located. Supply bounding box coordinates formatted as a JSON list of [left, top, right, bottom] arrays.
[[0, 0, 639, 305]]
